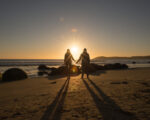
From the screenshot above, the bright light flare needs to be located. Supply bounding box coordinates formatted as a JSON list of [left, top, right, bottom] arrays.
[[71, 46, 78, 53], [70, 46, 79, 60]]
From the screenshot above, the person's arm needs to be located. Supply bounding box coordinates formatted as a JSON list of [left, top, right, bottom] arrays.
[[64, 54, 66, 64], [71, 54, 75, 62], [76, 54, 82, 63]]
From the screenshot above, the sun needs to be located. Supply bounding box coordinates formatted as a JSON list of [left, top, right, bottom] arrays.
[[70, 46, 79, 59], [71, 46, 78, 53]]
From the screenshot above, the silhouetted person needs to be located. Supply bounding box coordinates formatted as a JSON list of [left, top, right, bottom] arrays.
[[64, 49, 75, 79], [77, 48, 90, 78]]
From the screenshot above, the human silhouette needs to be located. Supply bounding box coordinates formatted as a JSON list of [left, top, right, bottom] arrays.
[[64, 49, 75, 79], [77, 48, 90, 78]]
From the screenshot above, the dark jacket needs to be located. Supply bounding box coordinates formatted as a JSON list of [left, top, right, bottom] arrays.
[[77, 52, 90, 66]]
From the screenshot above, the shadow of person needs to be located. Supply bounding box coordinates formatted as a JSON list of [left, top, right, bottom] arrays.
[[41, 78, 70, 120], [47, 73, 80, 80], [82, 78, 138, 120]]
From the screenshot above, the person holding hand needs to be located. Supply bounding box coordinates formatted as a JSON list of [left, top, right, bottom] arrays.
[[76, 48, 90, 79]]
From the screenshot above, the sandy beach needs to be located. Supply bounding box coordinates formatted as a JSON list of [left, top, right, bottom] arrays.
[[0, 68, 150, 120]]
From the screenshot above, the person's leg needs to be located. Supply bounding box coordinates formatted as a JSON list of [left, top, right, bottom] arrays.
[[66, 64, 69, 79], [68, 65, 70, 79], [87, 73, 89, 78], [81, 72, 84, 78], [81, 65, 85, 79], [86, 65, 89, 78]]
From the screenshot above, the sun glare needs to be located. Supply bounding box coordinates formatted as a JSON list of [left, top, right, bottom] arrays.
[[70, 46, 79, 59], [71, 46, 78, 53]]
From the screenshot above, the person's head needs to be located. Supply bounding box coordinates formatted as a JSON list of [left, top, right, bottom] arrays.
[[67, 49, 70, 53], [83, 48, 87, 53]]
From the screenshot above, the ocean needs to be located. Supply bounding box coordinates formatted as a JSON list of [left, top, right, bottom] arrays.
[[0, 59, 150, 77]]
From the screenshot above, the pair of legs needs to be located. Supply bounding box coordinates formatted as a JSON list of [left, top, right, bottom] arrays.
[[81, 72, 89, 79], [81, 65, 89, 79], [66, 64, 71, 79]]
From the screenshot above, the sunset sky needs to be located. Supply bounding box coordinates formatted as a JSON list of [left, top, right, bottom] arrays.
[[0, 0, 150, 59]]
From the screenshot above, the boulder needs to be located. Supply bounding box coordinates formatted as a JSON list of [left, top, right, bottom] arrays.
[[132, 61, 136, 64], [50, 65, 80, 76], [38, 64, 51, 71], [47, 63, 128, 76], [90, 63, 104, 69], [88, 63, 104, 73], [50, 64, 104, 75], [38, 64, 52, 76], [0, 72, 2, 81], [104, 63, 128, 69], [2, 68, 27, 81], [38, 71, 49, 76]]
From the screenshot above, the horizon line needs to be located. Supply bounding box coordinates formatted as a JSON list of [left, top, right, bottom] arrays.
[[0, 55, 150, 60]]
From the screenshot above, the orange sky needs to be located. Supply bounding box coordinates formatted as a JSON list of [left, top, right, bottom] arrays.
[[0, 1, 150, 59]]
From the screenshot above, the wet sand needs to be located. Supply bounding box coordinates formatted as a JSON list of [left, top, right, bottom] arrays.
[[0, 68, 150, 120]]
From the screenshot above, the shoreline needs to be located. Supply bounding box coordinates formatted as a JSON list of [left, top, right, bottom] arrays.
[[0, 63, 150, 78]]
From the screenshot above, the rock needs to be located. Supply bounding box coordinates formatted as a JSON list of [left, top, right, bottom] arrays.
[[90, 63, 104, 70], [88, 63, 104, 73], [122, 81, 128, 84], [12, 112, 22, 117], [111, 81, 128, 84], [50, 81, 56, 84], [38, 71, 44, 76], [141, 82, 149, 87], [2, 68, 27, 81], [104, 63, 128, 69], [38, 64, 51, 71], [50, 66, 66, 75], [49, 63, 128, 76], [50, 65, 81, 76], [132, 61, 136, 64], [38, 64, 52, 76], [0, 72, 2, 81], [111, 82, 121, 84], [141, 89, 150, 93]]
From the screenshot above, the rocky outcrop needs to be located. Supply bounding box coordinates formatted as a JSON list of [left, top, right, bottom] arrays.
[[38, 64, 52, 76], [38, 64, 51, 70], [37, 63, 128, 76], [88, 63, 104, 73], [2, 68, 27, 81], [0, 72, 2, 81], [88, 63, 128, 73], [132, 61, 136, 64], [104, 63, 128, 70], [50, 65, 81, 76]]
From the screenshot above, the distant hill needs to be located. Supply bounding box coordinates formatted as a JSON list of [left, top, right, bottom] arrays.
[[93, 56, 150, 60]]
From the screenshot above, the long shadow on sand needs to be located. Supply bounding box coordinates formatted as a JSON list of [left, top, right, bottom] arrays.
[[48, 73, 80, 80], [82, 78, 138, 120], [41, 78, 70, 120]]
